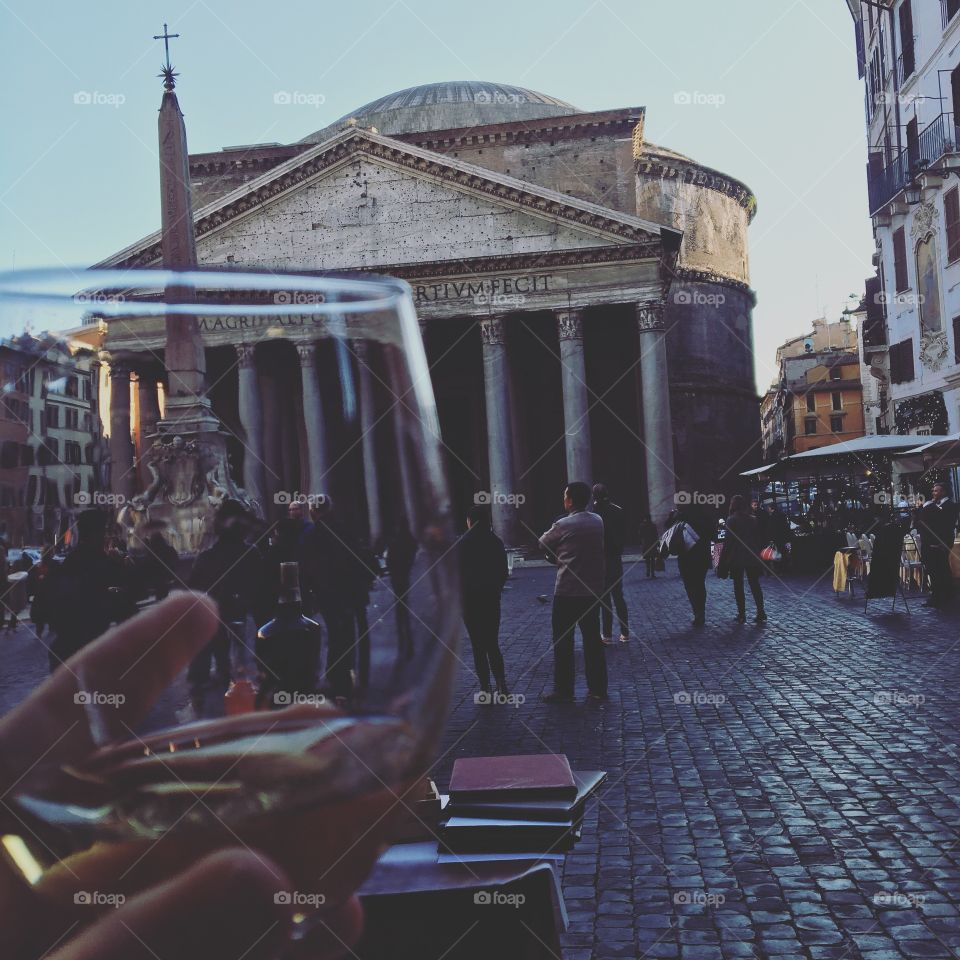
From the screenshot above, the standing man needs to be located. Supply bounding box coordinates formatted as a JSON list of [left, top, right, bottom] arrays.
[[539, 482, 608, 703], [458, 504, 510, 699], [592, 483, 629, 644], [918, 481, 959, 608], [676, 501, 715, 627]]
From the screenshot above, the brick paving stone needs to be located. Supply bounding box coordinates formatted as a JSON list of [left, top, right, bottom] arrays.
[[5, 563, 960, 959], [430, 565, 960, 958]]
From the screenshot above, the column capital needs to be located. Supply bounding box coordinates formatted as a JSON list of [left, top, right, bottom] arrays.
[[235, 342, 258, 368], [109, 360, 132, 379], [296, 341, 317, 366], [636, 300, 666, 332], [351, 338, 369, 361], [479, 315, 508, 346], [556, 308, 584, 341]]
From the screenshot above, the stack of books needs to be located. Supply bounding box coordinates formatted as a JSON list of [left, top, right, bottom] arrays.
[[438, 754, 606, 854]]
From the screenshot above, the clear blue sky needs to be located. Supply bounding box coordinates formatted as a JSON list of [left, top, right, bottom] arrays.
[[0, 0, 873, 389]]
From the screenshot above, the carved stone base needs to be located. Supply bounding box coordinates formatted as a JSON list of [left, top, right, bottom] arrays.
[[118, 419, 258, 556]]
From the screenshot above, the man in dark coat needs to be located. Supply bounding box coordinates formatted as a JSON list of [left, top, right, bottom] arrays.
[[458, 504, 509, 697], [187, 500, 265, 689], [46, 510, 131, 671], [676, 502, 715, 626], [592, 484, 629, 643], [918, 482, 959, 608], [303, 498, 369, 697]]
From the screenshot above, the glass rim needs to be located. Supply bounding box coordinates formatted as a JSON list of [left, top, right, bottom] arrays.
[[0, 267, 413, 319]]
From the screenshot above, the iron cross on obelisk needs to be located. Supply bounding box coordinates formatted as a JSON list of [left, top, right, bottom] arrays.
[[153, 22, 180, 90]]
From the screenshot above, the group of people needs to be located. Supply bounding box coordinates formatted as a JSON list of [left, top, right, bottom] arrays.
[[457, 482, 635, 705]]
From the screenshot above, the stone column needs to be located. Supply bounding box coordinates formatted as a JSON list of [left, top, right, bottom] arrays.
[[137, 369, 162, 491], [353, 339, 382, 546], [480, 316, 519, 545], [637, 301, 677, 528], [108, 360, 135, 502], [556, 308, 592, 484], [297, 341, 329, 498], [235, 343, 266, 510]]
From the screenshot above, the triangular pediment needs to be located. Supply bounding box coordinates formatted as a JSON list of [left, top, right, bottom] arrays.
[[99, 127, 669, 271]]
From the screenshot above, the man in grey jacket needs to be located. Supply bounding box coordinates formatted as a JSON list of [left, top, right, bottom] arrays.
[[539, 481, 608, 703]]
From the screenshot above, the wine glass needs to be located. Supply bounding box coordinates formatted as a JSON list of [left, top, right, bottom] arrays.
[[0, 267, 460, 952]]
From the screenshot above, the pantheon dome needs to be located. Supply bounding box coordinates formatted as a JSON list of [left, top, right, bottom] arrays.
[[102, 79, 760, 539], [301, 80, 582, 142]]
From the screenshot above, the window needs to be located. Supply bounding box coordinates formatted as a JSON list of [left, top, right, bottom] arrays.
[[947, 0, 960, 26], [46, 404, 59, 429], [3, 397, 23, 422], [20, 444, 33, 467], [831, 415, 844, 433], [0, 441, 17, 469], [805, 418, 818, 436], [806, 393, 816, 413], [832, 392, 843, 411], [64, 408, 79, 430], [65, 376, 77, 398], [83, 413, 92, 433], [955, 315, 960, 363], [906, 117, 919, 171], [84, 443, 94, 465], [64, 441, 81, 465], [947, 188, 960, 264], [830, 366, 842, 380], [899, 0, 915, 80], [890, 338, 916, 383], [893, 227, 909, 292]]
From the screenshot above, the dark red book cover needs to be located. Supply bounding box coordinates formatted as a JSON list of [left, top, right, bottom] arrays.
[[449, 754, 577, 801]]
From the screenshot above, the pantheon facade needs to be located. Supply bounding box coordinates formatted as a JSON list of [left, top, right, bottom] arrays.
[[97, 81, 759, 544]]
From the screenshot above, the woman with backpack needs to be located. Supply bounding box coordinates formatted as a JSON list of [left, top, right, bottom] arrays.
[[724, 495, 767, 624]]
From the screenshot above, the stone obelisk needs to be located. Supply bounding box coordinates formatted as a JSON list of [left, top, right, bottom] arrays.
[[121, 26, 255, 553]]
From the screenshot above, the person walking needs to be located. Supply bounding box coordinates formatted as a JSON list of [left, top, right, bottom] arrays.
[[539, 481, 608, 703], [187, 500, 265, 690], [918, 481, 959, 608], [724, 495, 767, 623], [458, 504, 509, 699], [385, 520, 417, 662], [303, 497, 369, 698], [592, 483, 628, 644], [675, 501, 715, 626], [44, 510, 132, 671], [638, 514, 659, 579]]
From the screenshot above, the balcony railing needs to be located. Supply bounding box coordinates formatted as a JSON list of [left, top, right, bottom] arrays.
[[867, 112, 960, 214], [944, 0, 960, 29]]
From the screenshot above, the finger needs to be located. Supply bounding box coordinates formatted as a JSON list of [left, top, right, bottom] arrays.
[[47, 849, 293, 960], [0, 592, 219, 789]]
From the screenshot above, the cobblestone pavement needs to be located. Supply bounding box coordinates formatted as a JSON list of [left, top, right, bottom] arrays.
[[2, 562, 960, 959], [436, 561, 960, 960]]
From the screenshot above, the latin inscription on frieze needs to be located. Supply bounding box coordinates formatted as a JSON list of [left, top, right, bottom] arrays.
[[414, 274, 552, 304]]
